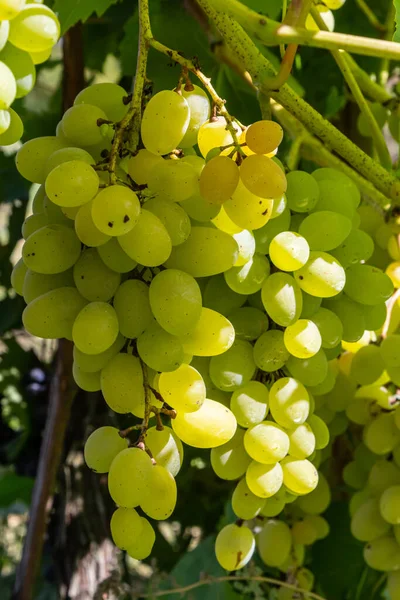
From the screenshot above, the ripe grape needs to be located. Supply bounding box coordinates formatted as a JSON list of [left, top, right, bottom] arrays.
[[224, 254, 270, 295], [307, 414, 330, 450], [140, 464, 177, 520], [128, 148, 164, 185], [230, 380, 269, 428], [288, 423, 316, 459], [0, 107, 23, 145], [351, 345, 385, 385], [9, 4, 60, 52], [253, 206, 291, 253], [286, 171, 320, 212], [137, 322, 184, 372], [215, 524, 255, 571], [145, 196, 191, 246], [269, 377, 310, 429], [310, 307, 343, 348], [269, 231, 310, 271], [44, 146, 94, 178], [179, 307, 235, 356], [141, 90, 190, 155], [281, 456, 318, 495], [84, 426, 128, 474], [148, 158, 198, 202], [331, 228, 374, 267], [240, 154, 287, 199], [74, 333, 125, 373], [97, 238, 136, 272], [10, 258, 27, 296], [118, 209, 172, 266], [108, 447, 153, 508], [113, 279, 152, 339], [72, 302, 119, 355], [246, 461, 283, 498], [210, 429, 251, 480], [91, 184, 140, 235], [231, 477, 266, 519], [197, 116, 240, 158], [296, 472, 331, 514], [224, 178, 274, 230], [126, 517, 155, 560], [284, 319, 322, 358], [363, 535, 400, 571], [344, 264, 393, 305], [209, 339, 256, 391], [253, 329, 290, 372], [172, 398, 237, 448], [244, 421, 289, 464], [233, 229, 256, 267], [22, 268, 74, 304], [262, 272, 303, 327], [294, 251, 346, 298], [22, 224, 81, 274], [145, 426, 183, 477], [203, 275, 245, 316], [379, 486, 400, 524], [73, 248, 120, 302], [227, 306, 268, 341], [110, 507, 143, 550], [199, 155, 239, 205], [61, 103, 108, 147], [72, 363, 101, 392], [245, 120, 283, 154], [299, 210, 352, 251], [74, 82, 129, 123], [257, 519, 292, 567], [100, 352, 147, 415], [158, 364, 205, 413], [16, 136, 66, 183], [0, 42, 35, 98], [74, 200, 111, 247]]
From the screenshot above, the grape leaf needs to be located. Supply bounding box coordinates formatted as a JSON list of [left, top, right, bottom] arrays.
[[53, 0, 120, 35], [394, 0, 400, 42]]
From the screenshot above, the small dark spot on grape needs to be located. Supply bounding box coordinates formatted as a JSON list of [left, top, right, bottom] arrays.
[[81, 275, 84, 279], [108, 222, 114, 228], [123, 215, 130, 223], [299, 275, 304, 280]]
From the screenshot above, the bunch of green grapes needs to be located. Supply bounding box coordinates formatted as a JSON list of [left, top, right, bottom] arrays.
[[11, 76, 396, 597], [0, 1, 60, 145]]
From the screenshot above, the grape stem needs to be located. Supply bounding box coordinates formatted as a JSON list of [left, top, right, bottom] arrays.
[[131, 574, 327, 599], [310, 6, 392, 171], [355, 0, 386, 32], [138, 358, 152, 444], [195, 1, 400, 204]]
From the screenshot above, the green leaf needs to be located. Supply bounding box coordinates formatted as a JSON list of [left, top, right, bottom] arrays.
[[0, 473, 34, 508], [53, 0, 120, 35], [158, 536, 242, 600], [394, 0, 400, 42]]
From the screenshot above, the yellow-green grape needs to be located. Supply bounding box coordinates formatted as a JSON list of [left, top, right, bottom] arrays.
[[232, 477, 267, 519], [210, 428, 251, 480], [179, 83, 210, 147], [308, 366, 336, 396], [97, 238, 136, 272], [141, 90, 190, 155], [259, 488, 286, 517], [74, 200, 111, 247], [0, 19, 8, 53], [288, 423, 315, 459], [351, 497, 388, 542], [145, 426, 183, 477], [230, 381, 269, 428], [113, 279, 152, 339], [215, 524, 255, 571], [246, 461, 283, 498], [179, 307, 235, 356], [45, 160, 99, 208], [158, 364, 205, 413], [257, 519, 292, 567], [270, 194, 287, 219], [91, 184, 140, 236], [306, 515, 329, 540], [0, 0, 25, 19], [101, 353, 145, 414], [9, 3, 59, 51], [0, 107, 23, 145], [310, 307, 343, 348], [388, 571, 400, 600], [11, 258, 27, 295], [364, 535, 400, 571], [254, 206, 291, 254], [224, 178, 274, 230], [286, 171, 320, 213], [203, 274, 245, 316], [0, 60, 16, 110], [73, 302, 119, 355], [380, 486, 400, 524], [324, 295, 365, 343], [73, 362, 101, 392], [16, 136, 66, 183], [0, 42, 35, 99], [253, 330, 289, 372], [22, 286, 87, 339], [269, 377, 310, 429], [351, 345, 385, 385], [245, 120, 283, 154], [313, 168, 360, 208], [345, 264, 393, 306], [294, 251, 345, 298], [244, 421, 289, 464], [197, 116, 240, 158], [227, 306, 268, 342], [119, 209, 172, 267], [44, 146, 94, 179], [364, 413, 400, 455], [74, 82, 129, 122], [307, 414, 329, 450], [331, 229, 375, 268], [140, 464, 177, 520], [125, 517, 155, 560], [199, 156, 239, 205], [144, 196, 191, 247], [269, 231, 310, 271], [209, 340, 256, 391], [284, 319, 322, 359], [42, 194, 69, 224], [368, 460, 400, 496], [296, 472, 331, 514], [74, 333, 124, 373], [212, 205, 242, 234], [108, 447, 153, 508], [224, 254, 270, 295], [148, 159, 198, 202], [22, 213, 49, 239], [287, 350, 328, 387], [23, 268, 74, 304], [149, 269, 201, 336], [313, 178, 356, 219], [240, 154, 287, 199], [180, 190, 219, 222], [22, 224, 81, 274], [233, 229, 255, 267], [281, 456, 318, 495], [165, 226, 238, 277], [128, 149, 163, 185], [138, 322, 184, 372], [61, 103, 107, 147], [84, 426, 128, 473], [110, 507, 142, 550], [261, 272, 303, 327], [73, 248, 120, 302], [172, 398, 236, 448], [299, 210, 352, 252], [381, 335, 400, 367], [29, 46, 51, 64], [291, 518, 318, 545]]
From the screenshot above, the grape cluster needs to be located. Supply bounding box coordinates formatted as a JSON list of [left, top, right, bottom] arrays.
[[11, 77, 396, 596], [0, 0, 60, 146]]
